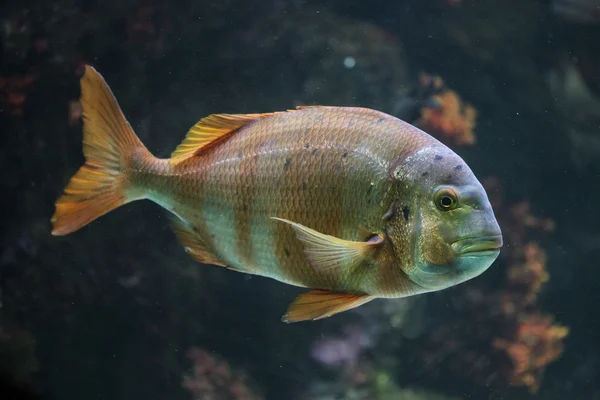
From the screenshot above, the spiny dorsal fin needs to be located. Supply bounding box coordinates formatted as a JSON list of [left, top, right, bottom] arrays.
[[282, 289, 373, 322], [171, 113, 275, 160], [171, 107, 339, 160], [292, 105, 325, 110]]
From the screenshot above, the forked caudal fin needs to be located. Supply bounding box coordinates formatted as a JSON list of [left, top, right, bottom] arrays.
[[51, 65, 152, 236]]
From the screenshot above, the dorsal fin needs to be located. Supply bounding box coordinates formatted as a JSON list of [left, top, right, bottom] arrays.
[[292, 105, 328, 110], [171, 113, 275, 160]]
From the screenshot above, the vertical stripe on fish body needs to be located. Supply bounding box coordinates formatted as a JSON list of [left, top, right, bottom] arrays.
[[52, 66, 502, 323], [151, 107, 436, 293]]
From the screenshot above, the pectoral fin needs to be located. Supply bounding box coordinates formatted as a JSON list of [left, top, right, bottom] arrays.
[[271, 217, 383, 272], [282, 289, 373, 322]]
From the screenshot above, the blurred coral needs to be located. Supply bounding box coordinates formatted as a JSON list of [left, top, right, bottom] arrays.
[[126, 1, 172, 57], [485, 183, 567, 393], [302, 366, 462, 400], [496, 197, 555, 307], [182, 347, 263, 400], [0, 5, 84, 120], [493, 314, 569, 393], [0, 74, 38, 116], [415, 73, 477, 146], [505, 243, 549, 306], [310, 325, 372, 368]]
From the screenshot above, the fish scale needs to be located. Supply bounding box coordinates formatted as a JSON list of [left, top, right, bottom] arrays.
[[51, 65, 502, 322], [165, 109, 422, 288], [175, 109, 395, 288]]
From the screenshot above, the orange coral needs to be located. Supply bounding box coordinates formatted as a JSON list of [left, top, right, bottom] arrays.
[[493, 234, 568, 394], [0, 73, 38, 116], [492, 197, 555, 308], [493, 314, 569, 393], [494, 235, 568, 394], [416, 73, 477, 146], [513, 203, 555, 232], [482, 178, 568, 393], [506, 242, 549, 304]]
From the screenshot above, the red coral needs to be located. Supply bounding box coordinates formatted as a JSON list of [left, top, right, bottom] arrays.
[[493, 314, 569, 393], [0, 74, 38, 116], [416, 73, 477, 146]]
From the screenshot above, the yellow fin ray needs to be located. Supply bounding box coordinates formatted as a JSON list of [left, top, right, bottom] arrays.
[[282, 289, 373, 322], [271, 217, 382, 272], [51, 65, 150, 236], [172, 106, 342, 160], [171, 113, 276, 160], [290, 105, 324, 110]]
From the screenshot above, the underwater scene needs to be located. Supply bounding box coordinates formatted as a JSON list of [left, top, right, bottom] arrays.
[[1, 0, 599, 399]]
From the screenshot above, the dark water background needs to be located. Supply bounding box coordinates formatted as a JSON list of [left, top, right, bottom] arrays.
[[1, 0, 599, 399]]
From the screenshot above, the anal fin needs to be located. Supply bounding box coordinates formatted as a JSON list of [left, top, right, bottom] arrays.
[[282, 289, 373, 323], [169, 217, 226, 267]]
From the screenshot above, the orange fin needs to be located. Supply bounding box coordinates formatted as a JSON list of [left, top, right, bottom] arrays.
[[271, 217, 382, 272], [51, 65, 150, 236], [169, 217, 226, 267], [172, 107, 334, 161], [172, 113, 276, 160], [282, 289, 373, 322]]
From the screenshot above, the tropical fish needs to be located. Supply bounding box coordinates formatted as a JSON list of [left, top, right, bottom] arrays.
[[51, 66, 503, 322]]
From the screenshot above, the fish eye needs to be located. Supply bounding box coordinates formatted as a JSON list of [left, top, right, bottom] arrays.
[[434, 187, 458, 211]]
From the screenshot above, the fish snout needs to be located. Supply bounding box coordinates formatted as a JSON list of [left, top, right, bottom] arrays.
[[451, 204, 503, 256], [452, 234, 503, 256]]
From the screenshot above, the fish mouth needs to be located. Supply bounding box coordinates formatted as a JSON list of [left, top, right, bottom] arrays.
[[452, 235, 503, 256]]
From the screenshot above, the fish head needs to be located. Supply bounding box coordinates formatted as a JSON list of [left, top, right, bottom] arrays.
[[388, 145, 502, 292]]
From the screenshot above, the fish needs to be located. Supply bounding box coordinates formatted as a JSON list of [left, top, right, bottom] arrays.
[[51, 65, 503, 322]]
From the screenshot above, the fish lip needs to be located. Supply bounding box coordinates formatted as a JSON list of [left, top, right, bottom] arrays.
[[452, 234, 503, 255]]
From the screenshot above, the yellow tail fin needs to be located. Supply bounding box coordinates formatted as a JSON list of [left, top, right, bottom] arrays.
[[51, 65, 150, 236]]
